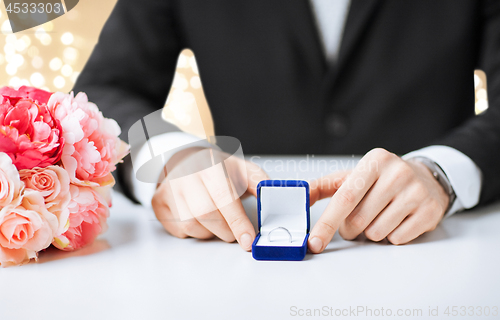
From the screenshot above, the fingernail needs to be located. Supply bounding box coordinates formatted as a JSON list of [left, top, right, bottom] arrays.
[[239, 233, 253, 250], [309, 237, 323, 253]]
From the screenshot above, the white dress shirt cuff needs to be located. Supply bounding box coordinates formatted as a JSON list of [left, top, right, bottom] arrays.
[[403, 145, 483, 217], [130, 132, 213, 207]]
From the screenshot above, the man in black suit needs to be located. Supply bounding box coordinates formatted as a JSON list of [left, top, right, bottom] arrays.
[[73, 0, 500, 253]]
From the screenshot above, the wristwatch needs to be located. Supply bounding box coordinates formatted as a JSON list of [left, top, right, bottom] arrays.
[[409, 156, 456, 214]]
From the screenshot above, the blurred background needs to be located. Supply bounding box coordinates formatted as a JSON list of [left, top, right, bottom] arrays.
[[0, 0, 488, 140]]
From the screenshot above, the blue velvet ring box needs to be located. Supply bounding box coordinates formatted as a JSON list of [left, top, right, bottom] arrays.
[[252, 180, 310, 261]]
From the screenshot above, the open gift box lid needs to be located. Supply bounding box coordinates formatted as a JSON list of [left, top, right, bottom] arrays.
[[252, 180, 310, 261]]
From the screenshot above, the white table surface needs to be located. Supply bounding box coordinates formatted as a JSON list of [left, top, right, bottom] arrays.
[[1, 156, 500, 320]]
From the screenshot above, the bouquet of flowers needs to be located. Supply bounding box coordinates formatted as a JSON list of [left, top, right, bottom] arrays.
[[0, 86, 128, 267]]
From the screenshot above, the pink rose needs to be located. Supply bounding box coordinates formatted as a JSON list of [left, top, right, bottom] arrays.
[[0, 89, 64, 170], [19, 166, 70, 236], [53, 185, 109, 251], [48, 92, 129, 187], [0, 190, 57, 267], [0, 152, 23, 207]]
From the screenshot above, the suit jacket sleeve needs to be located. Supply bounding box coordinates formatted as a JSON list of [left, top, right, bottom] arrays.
[[72, 0, 182, 202], [434, 0, 500, 205]]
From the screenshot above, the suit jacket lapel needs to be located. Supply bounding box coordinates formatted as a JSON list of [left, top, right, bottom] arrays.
[[279, 0, 382, 90], [325, 0, 382, 87], [281, 0, 327, 79]]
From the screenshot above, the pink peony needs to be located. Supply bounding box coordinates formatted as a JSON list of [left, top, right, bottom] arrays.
[[48, 92, 129, 187], [19, 166, 70, 236], [0, 152, 23, 207], [52, 185, 109, 251], [0, 86, 53, 105], [0, 88, 64, 170], [0, 190, 57, 267]]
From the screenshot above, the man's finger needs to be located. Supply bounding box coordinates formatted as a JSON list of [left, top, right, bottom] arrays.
[[339, 177, 397, 240], [309, 170, 350, 206], [218, 199, 255, 251], [195, 209, 236, 243], [386, 206, 438, 245], [200, 165, 256, 251], [308, 157, 380, 253], [153, 188, 213, 239], [245, 163, 270, 198], [169, 192, 215, 239], [362, 194, 415, 242], [152, 199, 187, 239], [180, 177, 235, 242]]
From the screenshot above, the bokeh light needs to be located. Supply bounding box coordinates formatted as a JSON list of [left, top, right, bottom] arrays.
[[63, 47, 78, 62], [1, 0, 117, 93], [5, 63, 17, 75], [61, 32, 74, 45], [61, 64, 73, 77], [190, 76, 201, 89], [53, 75, 65, 88], [49, 57, 62, 70], [40, 34, 52, 46], [32, 56, 43, 69], [30, 72, 44, 87]]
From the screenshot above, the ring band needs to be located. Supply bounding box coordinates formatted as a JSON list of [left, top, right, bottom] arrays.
[[268, 227, 292, 243]]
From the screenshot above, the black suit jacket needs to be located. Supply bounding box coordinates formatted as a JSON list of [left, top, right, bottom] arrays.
[[73, 0, 500, 205]]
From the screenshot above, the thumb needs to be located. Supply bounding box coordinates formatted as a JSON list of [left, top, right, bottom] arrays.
[[309, 170, 351, 206]]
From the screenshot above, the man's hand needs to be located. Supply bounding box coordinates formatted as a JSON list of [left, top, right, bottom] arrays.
[[308, 148, 450, 253], [152, 147, 268, 251]]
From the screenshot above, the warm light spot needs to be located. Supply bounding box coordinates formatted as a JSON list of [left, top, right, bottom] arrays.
[[12, 54, 24, 67], [172, 73, 188, 90], [189, 56, 198, 74], [63, 47, 78, 62], [476, 99, 488, 114], [53, 76, 65, 88], [61, 32, 74, 45], [177, 54, 188, 68], [42, 21, 54, 32], [20, 36, 31, 48], [40, 34, 52, 46], [34, 28, 45, 39], [30, 72, 45, 87], [6, 63, 17, 75], [1, 20, 12, 34], [4, 43, 15, 56], [474, 70, 488, 115], [9, 77, 21, 88], [177, 113, 192, 126], [49, 57, 63, 71], [476, 88, 487, 100], [32, 56, 43, 69], [6, 35, 17, 44], [61, 64, 73, 77], [27, 46, 39, 57], [190, 76, 201, 89], [15, 39, 27, 52]]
